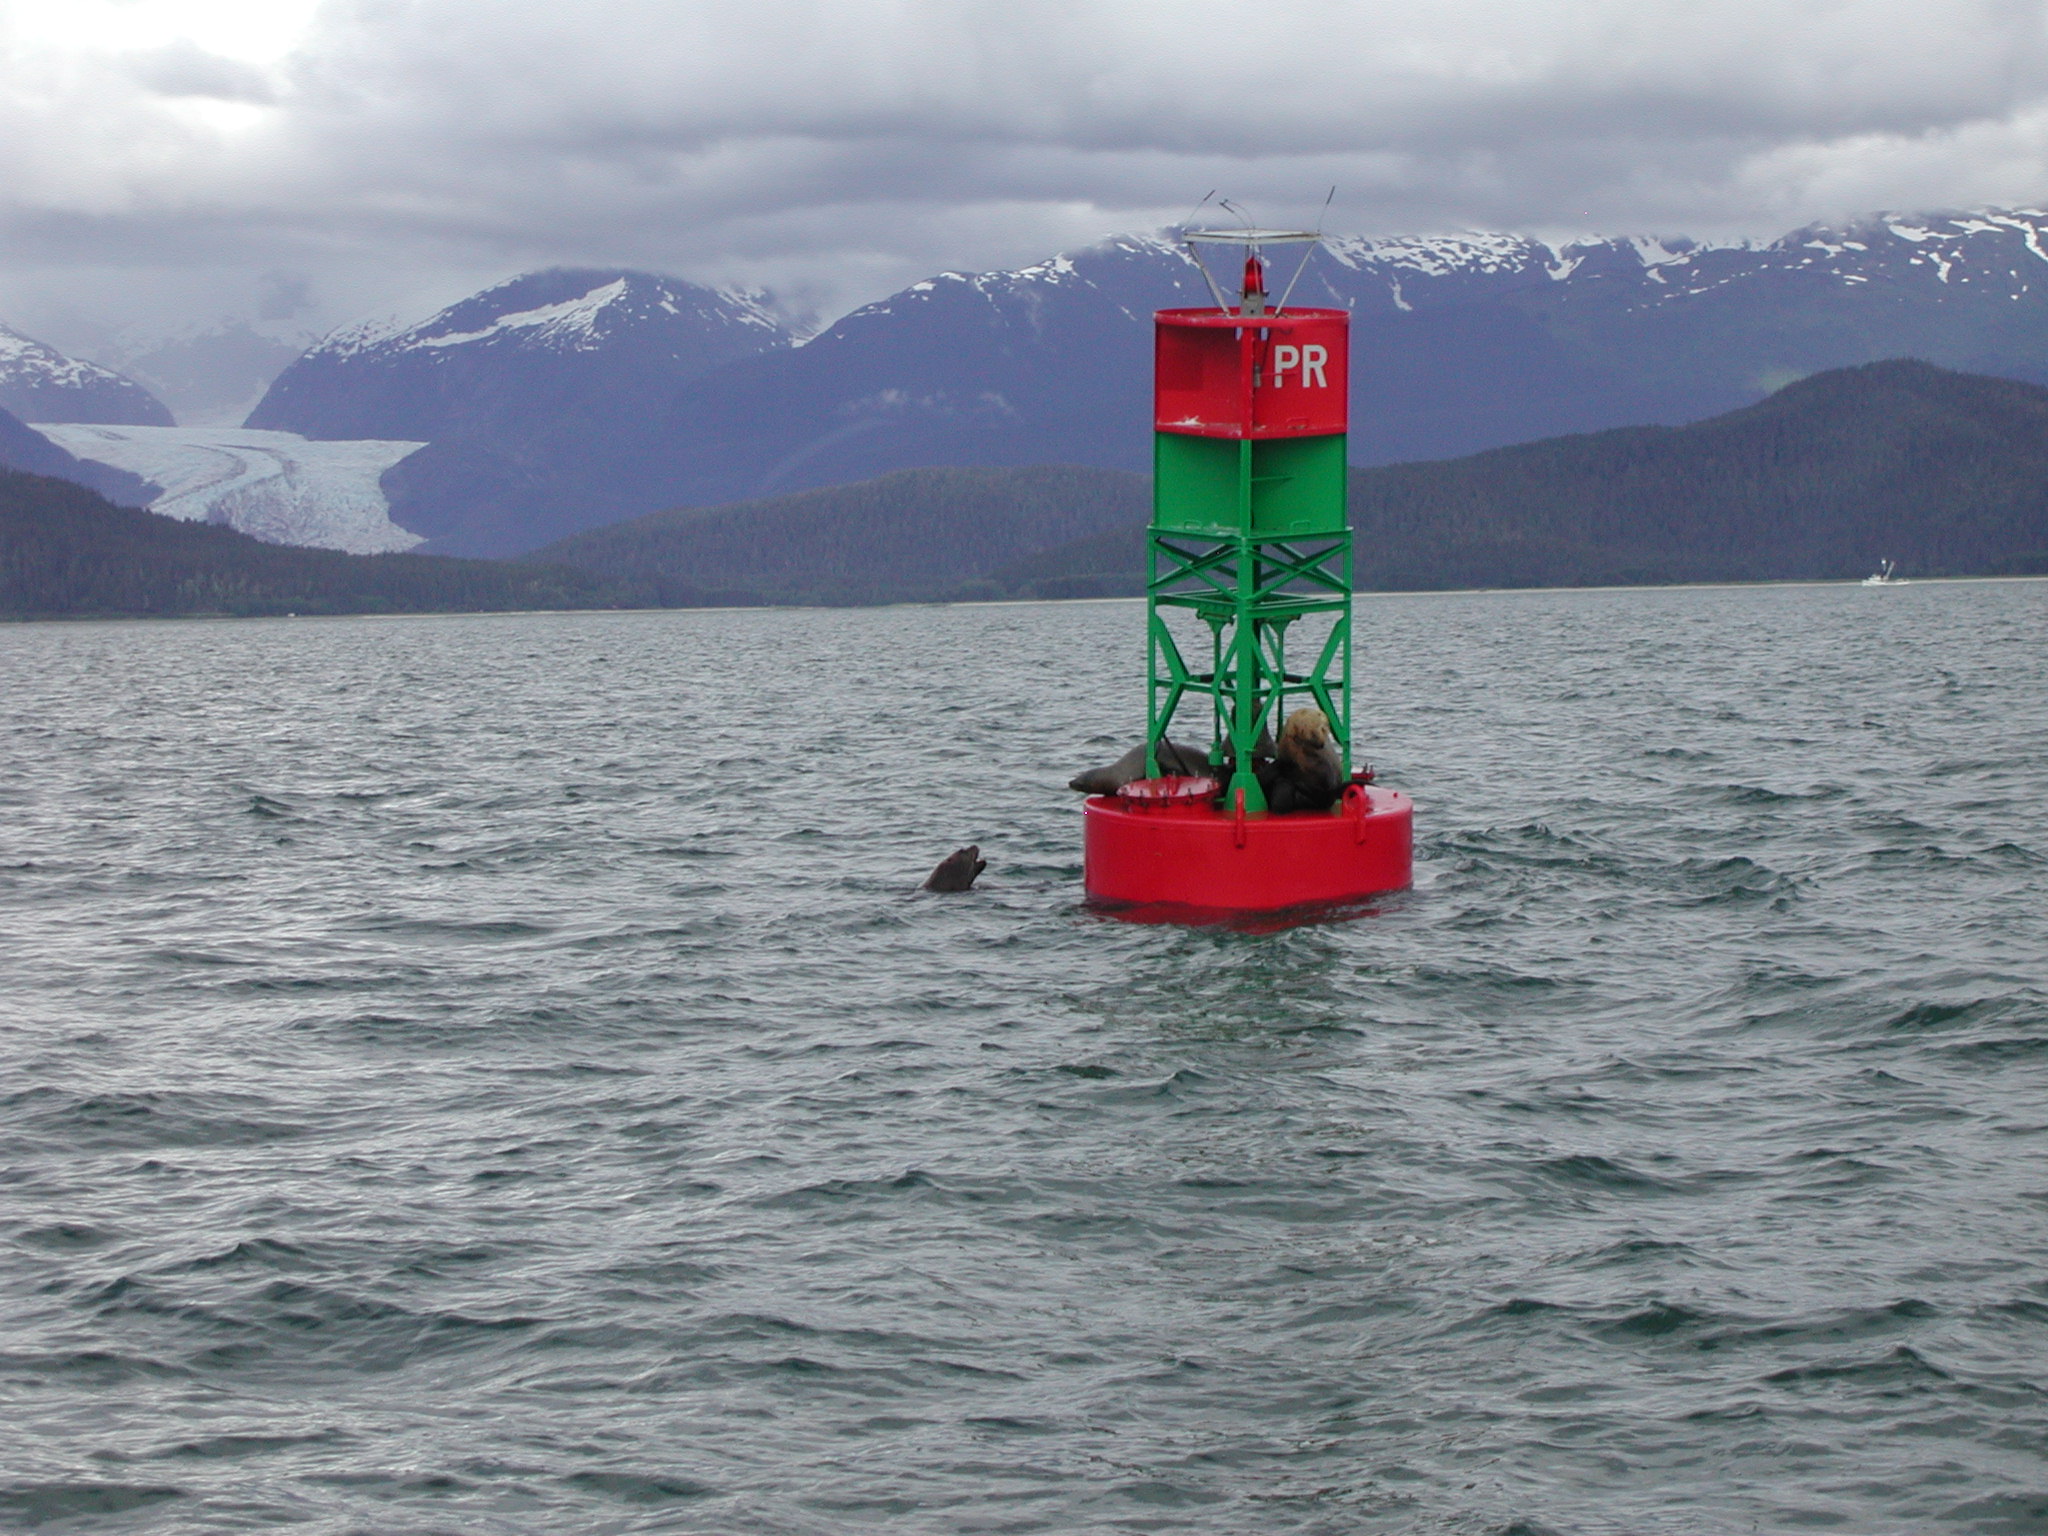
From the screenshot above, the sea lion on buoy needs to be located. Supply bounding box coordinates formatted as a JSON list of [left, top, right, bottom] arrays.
[[1258, 708, 1345, 813], [1068, 737, 1211, 794], [923, 845, 987, 892]]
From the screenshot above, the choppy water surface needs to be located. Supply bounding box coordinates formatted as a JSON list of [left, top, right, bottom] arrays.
[[3, 582, 2046, 1535]]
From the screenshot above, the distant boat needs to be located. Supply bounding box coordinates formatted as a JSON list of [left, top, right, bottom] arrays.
[[1862, 559, 1908, 586]]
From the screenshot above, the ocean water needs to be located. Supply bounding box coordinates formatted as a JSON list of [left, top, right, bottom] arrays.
[[2, 581, 2045, 1535]]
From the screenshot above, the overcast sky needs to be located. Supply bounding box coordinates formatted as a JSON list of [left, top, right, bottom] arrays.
[[3, 0, 2047, 347]]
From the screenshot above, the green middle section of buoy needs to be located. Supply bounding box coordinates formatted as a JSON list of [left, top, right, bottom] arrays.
[[1145, 432, 1353, 812]]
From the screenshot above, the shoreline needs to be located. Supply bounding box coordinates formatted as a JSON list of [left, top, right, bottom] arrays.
[[5, 571, 2043, 626]]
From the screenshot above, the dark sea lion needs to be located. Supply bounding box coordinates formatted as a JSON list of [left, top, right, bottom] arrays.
[[1068, 737, 1210, 794], [1258, 708, 1345, 814], [923, 845, 987, 892]]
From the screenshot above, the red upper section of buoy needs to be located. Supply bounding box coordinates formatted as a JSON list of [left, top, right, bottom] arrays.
[[1153, 307, 1348, 439]]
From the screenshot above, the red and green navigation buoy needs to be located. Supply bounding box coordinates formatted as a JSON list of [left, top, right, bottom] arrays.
[[1081, 227, 1412, 913]]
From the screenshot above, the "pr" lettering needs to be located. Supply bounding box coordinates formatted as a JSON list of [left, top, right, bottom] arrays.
[[1268, 343, 1328, 388]]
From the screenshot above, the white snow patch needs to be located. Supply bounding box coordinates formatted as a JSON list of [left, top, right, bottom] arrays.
[[412, 279, 630, 351], [0, 324, 141, 392], [966, 254, 1085, 298], [710, 286, 788, 334], [1010, 255, 1080, 283], [1628, 237, 1697, 268], [317, 315, 412, 359], [35, 424, 426, 554], [1112, 233, 1187, 258], [1324, 231, 1543, 279], [1987, 213, 2048, 265], [307, 274, 786, 364]]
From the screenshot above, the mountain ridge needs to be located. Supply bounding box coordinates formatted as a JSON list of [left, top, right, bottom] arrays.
[[0, 324, 175, 427], [249, 267, 790, 445]]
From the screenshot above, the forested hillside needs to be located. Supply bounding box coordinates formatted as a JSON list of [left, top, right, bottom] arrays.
[[984, 360, 2048, 595], [1345, 360, 2048, 589], [1, 469, 616, 619], [532, 464, 1148, 605]]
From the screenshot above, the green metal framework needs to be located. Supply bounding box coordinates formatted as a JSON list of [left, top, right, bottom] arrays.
[[1145, 432, 1352, 811]]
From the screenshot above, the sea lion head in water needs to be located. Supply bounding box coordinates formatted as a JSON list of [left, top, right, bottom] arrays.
[[1261, 708, 1345, 813], [923, 845, 987, 892]]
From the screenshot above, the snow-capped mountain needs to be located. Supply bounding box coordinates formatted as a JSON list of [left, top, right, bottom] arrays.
[[1544, 209, 2048, 304], [250, 268, 792, 444], [673, 205, 2048, 483], [348, 239, 1218, 552], [38, 424, 425, 554], [0, 324, 174, 427], [238, 207, 2048, 557]]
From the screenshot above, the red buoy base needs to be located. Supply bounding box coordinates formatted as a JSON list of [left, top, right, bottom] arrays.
[[1083, 783, 1413, 914]]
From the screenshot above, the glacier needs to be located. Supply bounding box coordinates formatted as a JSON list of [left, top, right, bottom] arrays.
[[35, 424, 426, 554]]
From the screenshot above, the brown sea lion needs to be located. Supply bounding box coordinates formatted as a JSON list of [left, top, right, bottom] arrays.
[[1258, 708, 1345, 814], [923, 845, 987, 892], [1068, 737, 1211, 794]]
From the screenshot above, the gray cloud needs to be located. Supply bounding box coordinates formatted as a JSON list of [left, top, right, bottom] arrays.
[[3, 0, 2047, 346], [128, 40, 277, 104]]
